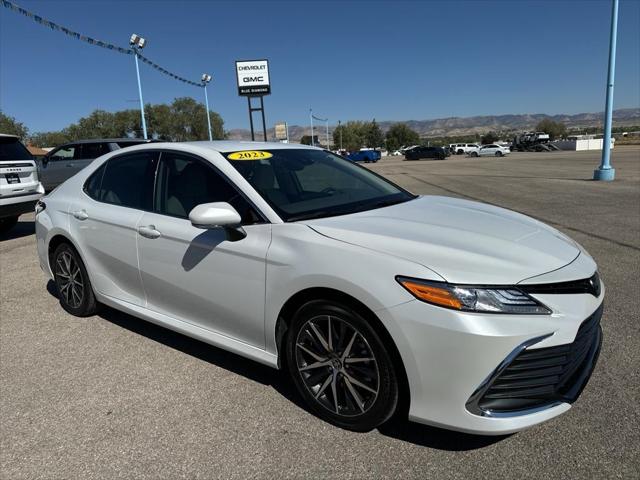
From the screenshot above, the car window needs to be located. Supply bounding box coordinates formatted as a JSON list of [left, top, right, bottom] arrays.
[[78, 143, 110, 159], [0, 137, 32, 161], [83, 163, 107, 200], [116, 141, 148, 148], [154, 152, 261, 224], [50, 145, 76, 161], [228, 149, 414, 222], [94, 151, 157, 210]]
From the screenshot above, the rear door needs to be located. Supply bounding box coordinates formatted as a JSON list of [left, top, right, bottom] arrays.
[[69, 150, 158, 306]]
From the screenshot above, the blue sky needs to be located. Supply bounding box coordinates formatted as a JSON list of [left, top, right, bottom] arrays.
[[1, 0, 639, 133]]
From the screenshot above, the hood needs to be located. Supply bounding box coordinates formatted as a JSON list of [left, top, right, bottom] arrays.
[[304, 196, 580, 285]]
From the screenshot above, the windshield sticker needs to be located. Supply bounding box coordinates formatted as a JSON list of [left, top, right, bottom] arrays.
[[227, 150, 273, 160]]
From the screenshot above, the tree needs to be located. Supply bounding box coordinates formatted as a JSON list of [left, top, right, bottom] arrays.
[[300, 135, 313, 145], [27, 98, 225, 148], [0, 111, 28, 140], [385, 123, 420, 152], [480, 131, 498, 144], [365, 119, 384, 148], [332, 121, 367, 151], [535, 119, 567, 140]]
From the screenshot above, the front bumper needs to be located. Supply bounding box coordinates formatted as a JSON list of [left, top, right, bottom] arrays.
[[377, 282, 604, 435]]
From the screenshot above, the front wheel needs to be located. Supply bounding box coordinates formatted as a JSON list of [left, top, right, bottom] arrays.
[[495, 151, 503, 157], [286, 300, 399, 432], [471, 152, 478, 157], [53, 243, 98, 317]]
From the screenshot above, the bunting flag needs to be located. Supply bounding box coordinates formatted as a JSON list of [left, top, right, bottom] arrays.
[[2, 0, 203, 87]]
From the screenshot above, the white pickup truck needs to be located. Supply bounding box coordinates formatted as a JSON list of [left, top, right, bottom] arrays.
[[0, 134, 45, 233]]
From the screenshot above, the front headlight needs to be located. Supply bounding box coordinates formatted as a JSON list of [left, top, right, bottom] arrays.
[[396, 277, 551, 315]]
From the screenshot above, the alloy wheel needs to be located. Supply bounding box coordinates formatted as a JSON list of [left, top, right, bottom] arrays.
[[295, 315, 380, 417], [55, 250, 84, 309]]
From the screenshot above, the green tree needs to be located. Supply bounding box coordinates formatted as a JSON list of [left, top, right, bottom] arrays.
[[365, 119, 384, 148], [300, 135, 315, 145], [0, 111, 28, 140], [385, 123, 420, 152], [332, 121, 366, 151], [29, 131, 72, 147], [535, 119, 567, 140], [480, 131, 498, 144]]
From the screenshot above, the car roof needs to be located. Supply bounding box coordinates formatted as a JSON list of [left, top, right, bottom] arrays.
[[64, 138, 159, 145], [181, 141, 318, 153], [0, 133, 19, 139]]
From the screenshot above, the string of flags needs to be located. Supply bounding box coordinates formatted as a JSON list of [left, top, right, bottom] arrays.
[[1, 0, 204, 87]]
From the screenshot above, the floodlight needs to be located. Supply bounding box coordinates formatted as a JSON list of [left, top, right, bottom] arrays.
[[202, 74, 212, 84]]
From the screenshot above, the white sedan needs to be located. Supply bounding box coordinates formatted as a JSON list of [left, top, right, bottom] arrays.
[[469, 144, 511, 157], [35, 141, 603, 434]]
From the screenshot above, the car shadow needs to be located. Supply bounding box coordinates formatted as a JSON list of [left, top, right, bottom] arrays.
[[0, 220, 35, 240], [46, 280, 509, 451]]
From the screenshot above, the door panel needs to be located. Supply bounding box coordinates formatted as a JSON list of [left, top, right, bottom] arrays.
[[137, 213, 271, 348], [69, 197, 146, 305]]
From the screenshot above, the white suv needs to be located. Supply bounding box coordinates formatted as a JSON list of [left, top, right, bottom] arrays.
[[0, 134, 45, 233], [449, 143, 479, 155]]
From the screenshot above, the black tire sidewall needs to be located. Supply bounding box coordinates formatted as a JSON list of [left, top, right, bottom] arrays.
[[286, 300, 399, 432], [53, 243, 97, 317]]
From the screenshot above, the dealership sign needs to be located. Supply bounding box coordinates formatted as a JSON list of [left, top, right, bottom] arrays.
[[236, 59, 271, 96]]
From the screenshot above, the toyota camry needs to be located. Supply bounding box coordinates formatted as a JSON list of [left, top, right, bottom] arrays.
[[35, 141, 603, 434]]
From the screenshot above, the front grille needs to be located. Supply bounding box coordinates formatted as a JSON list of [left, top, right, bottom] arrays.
[[476, 304, 603, 414], [519, 271, 601, 297]]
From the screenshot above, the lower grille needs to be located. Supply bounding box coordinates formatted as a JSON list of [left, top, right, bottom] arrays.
[[469, 304, 603, 415]]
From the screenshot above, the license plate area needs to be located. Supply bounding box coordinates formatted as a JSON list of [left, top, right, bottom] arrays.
[[5, 173, 20, 184]]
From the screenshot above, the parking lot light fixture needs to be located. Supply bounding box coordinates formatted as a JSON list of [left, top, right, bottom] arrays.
[[594, 0, 618, 181], [129, 34, 148, 140], [202, 74, 213, 141]]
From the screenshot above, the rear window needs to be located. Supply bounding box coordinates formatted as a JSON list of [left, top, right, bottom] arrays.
[[0, 137, 32, 161]]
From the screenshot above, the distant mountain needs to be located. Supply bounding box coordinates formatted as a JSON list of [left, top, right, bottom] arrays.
[[225, 108, 640, 141]]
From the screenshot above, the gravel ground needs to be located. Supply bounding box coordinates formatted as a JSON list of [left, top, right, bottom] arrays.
[[1, 146, 639, 479]]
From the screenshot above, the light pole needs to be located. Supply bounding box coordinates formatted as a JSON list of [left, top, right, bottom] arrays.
[[594, 0, 619, 181], [201, 74, 213, 141], [338, 120, 343, 150], [325, 119, 330, 150], [129, 34, 148, 140], [309, 109, 314, 146]]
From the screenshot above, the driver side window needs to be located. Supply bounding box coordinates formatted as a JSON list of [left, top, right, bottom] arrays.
[[51, 145, 76, 161], [154, 152, 261, 224]]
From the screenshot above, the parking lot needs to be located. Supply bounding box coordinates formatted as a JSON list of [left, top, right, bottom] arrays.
[[1, 146, 639, 479]]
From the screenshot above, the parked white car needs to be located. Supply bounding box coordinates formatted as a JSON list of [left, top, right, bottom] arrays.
[[0, 134, 44, 233], [469, 144, 511, 157], [35, 141, 603, 435]]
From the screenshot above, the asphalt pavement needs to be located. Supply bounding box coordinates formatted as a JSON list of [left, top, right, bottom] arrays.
[[1, 146, 639, 479]]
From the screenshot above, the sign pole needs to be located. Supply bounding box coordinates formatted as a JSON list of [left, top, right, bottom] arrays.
[[260, 96, 267, 141], [247, 97, 255, 141]]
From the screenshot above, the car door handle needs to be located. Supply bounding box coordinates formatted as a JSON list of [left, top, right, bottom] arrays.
[[72, 209, 89, 220], [138, 225, 161, 239]]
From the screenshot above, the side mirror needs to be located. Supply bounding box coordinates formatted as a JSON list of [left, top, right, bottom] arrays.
[[189, 202, 246, 240]]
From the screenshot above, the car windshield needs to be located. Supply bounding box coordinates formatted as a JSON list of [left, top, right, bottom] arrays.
[[226, 148, 415, 221], [0, 137, 32, 161]]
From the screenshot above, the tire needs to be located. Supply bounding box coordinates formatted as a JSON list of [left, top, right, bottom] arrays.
[[0, 216, 19, 235], [495, 151, 503, 157], [52, 242, 98, 317], [286, 300, 399, 432], [471, 152, 478, 157], [457, 149, 464, 155]]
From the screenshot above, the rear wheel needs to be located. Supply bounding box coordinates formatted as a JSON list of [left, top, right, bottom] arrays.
[[286, 300, 399, 432], [53, 243, 98, 317], [471, 152, 478, 157], [0, 216, 19, 235]]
